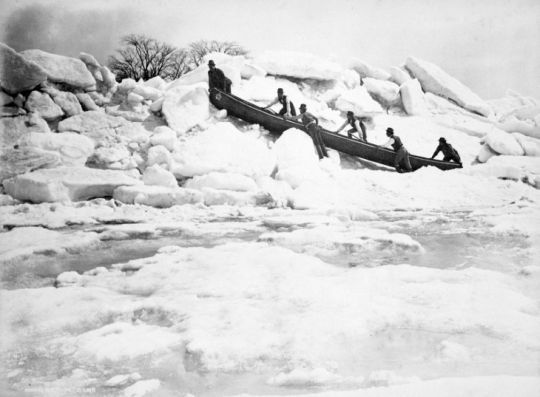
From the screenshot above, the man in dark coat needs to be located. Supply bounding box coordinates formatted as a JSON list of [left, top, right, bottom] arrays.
[[208, 60, 232, 93], [431, 137, 462, 165], [383, 127, 412, 172], [288, 104, 328, 159]]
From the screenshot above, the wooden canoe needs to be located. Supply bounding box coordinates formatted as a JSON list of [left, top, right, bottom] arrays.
[[209, 88, 462, 171]]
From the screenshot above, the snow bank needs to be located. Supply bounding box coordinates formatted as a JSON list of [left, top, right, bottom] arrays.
[[3, 167, 141, 203], [171, 122, 275, 178], [405, 56, 491, 117]]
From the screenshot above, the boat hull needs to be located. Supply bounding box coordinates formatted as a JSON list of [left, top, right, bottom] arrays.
[[209, 89, 462, 171]]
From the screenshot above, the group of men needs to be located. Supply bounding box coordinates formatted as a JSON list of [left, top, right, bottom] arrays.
[[207, 60, 462, 171]]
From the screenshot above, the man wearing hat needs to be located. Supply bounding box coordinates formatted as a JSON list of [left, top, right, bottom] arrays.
[[335, 111, 371, 141], [431, 137, 462, 165], [208, 60, 232, 93], [263, 88, 297, 117], [383, 127, 412, 172], [288, 104, 328, 159]]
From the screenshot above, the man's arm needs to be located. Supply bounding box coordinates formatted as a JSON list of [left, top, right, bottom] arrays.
[[264, 97, 279, 109], [287, 113, 302, 121], [383, 137, 394, 149], [284, 98, 292, 116], [335, 120, 348, 133], [431, 144, 441, 159], [208, 71, 214, 90]]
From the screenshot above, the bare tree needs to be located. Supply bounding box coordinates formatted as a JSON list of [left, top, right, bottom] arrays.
[[108, 36, 248, 81], [163, 49, 192, 80], [188, 40, 248, 67], [109, 34, 179, 81]]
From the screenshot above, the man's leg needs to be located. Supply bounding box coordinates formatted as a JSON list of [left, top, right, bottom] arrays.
[[402, 149, 412, 172], [315, 127, 328, 157], [308, 125, 325, 159], [394, 150, 403, 171]]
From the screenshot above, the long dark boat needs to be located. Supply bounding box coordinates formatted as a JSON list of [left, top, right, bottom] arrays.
[[209, 88, 462, 171]]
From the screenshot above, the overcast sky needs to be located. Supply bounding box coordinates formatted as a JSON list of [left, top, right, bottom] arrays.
[[1, 0, 539, 99]]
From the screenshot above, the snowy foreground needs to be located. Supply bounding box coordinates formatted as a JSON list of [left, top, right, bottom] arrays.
[[1, 44, 540, 396]]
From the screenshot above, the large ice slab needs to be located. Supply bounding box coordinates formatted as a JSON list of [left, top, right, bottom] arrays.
[[113, 185, 203, 208], [405, 56, 491, 117], [0, 43, 47, 94], [400, 78, 428, 116], [21, 49, 96, 89], [17, 132, 94, 166], [253, 51, 345, 81], [3, 167, 141, 203]]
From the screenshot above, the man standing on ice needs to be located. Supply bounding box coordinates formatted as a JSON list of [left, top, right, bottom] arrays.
[[263, 88, 297, 117], [383, 127, 412, 172], [208, 60, 232, 93], [288, 104, 328, 159], [431, 137, 462, 165]]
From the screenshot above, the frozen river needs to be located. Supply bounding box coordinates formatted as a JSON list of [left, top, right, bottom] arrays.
[[2, 201, 539, 397]]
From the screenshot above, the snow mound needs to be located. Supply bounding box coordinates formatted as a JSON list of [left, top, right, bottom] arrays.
[[3, 166, 141, 203], [171, 122, 275, 178]]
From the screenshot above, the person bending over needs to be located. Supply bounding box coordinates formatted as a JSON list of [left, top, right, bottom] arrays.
[[431, 137, 462, 165], [263, 88, 296, 116], [335, 111, 370, 141], [288, 104, 328, 159], [383, 127, 412, 172]]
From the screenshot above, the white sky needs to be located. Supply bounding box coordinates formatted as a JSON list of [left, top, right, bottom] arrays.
[[1, 0, 539, 99]]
